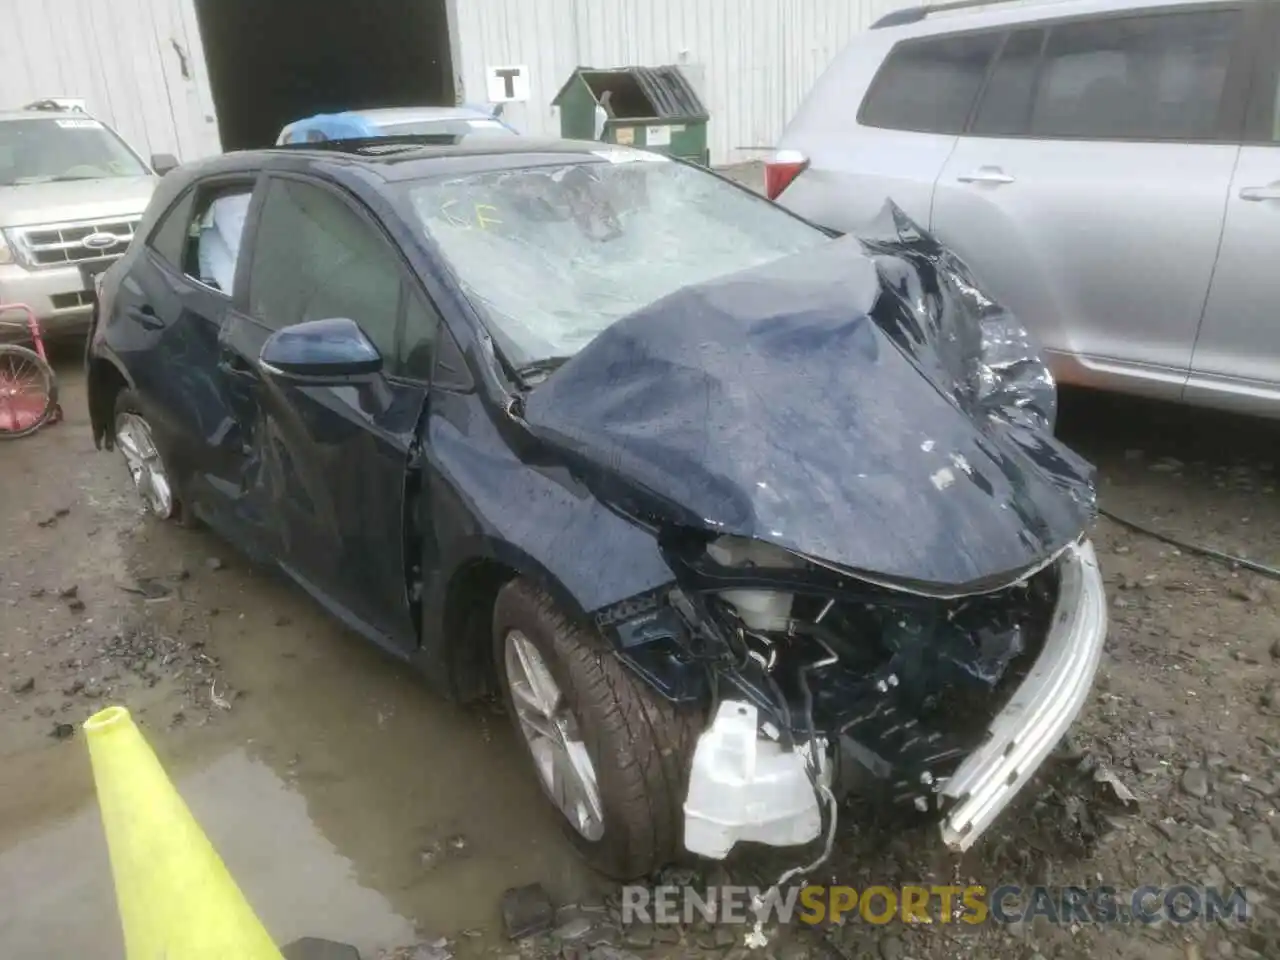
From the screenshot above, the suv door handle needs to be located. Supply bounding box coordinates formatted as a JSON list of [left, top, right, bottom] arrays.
[[1240, 184, 1280, 202], [957, 167, 1016, 185]]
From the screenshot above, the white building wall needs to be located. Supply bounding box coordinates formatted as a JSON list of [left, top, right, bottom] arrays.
[[453, 0, 923, 164], [3, 0, 916, 166], [0, 0, 222, 162]]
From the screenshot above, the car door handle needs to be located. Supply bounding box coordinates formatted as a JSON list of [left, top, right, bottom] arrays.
[[128, 304, 164, 330], [1240, 184, 1280, 202], [218, 350, 258, 378], [957, 168, 1016, 185]]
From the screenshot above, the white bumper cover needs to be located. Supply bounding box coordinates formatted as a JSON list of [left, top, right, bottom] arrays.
[[939, 538, 1108, 849]]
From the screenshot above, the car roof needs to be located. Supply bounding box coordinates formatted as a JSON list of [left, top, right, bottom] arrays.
[[281, 105, 493, 134], [353, 105, 496, 125], [187, 137, 650, 184]]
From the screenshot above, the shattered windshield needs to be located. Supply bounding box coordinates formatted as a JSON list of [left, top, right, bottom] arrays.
[[403, 152, 829, 367], [0, 118, 149, 185]]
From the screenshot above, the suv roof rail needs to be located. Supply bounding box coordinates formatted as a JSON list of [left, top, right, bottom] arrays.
[[870, 0, 1034, 29], [23, 97, 87, 113]]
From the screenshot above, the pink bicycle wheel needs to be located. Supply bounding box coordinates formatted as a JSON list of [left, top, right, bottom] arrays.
[[0, 345, 57, 438]]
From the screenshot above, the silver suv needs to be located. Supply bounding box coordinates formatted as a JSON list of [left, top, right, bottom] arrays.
[[0, 101, 176, 339], [771, 0, 1280, 418]]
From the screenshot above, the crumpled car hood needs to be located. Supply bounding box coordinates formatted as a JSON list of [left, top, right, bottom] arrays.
[[522, 204, 1096, 595]]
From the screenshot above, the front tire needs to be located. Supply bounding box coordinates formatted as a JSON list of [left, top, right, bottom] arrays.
[[493, 579, 700, 879]]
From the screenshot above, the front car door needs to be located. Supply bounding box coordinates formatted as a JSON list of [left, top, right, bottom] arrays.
[[218, 171, 437, 650], [930, 5, 1256, 401], [1187, 4, 1280, 413]]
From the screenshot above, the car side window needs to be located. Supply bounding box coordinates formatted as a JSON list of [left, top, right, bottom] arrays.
[[148, 189, 197, 267], [305, 129, 328, 143], [248, 178, 401, 365], [1274, 75, 1280, 142], [1029, 10, 1241, 141], [147, 182, 252, 294], [1270, 51, 1280, 143], [187, 189, 253, 293], [399, 286, 440, 381], [859, 32, 1003, 134]]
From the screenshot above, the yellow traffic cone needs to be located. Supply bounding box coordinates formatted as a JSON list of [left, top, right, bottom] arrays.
[[83, 705, 283, 959]]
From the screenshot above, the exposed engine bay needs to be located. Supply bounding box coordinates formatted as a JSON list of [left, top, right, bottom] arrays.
[[595, 530, 1104, 859]]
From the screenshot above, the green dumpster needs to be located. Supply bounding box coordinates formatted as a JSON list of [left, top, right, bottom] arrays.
[[552, 65, 710, 165]]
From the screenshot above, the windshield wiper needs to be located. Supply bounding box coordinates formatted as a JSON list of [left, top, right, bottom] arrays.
[[514, 356, 571, 387]]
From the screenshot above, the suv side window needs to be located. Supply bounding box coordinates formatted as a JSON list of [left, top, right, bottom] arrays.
[[972, 29, 1047, 136], [1028, 10, 1241, 141], [860, 32, 1003, 134], [248, 177, 402, 365]]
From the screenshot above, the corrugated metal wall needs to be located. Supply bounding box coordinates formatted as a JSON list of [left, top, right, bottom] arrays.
[[2, 0, 916, 166], [452, 0, 922, 164], [0, 0, 221, 162]]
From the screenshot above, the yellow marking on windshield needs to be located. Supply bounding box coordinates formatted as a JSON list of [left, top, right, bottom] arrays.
[[475, 204, 501, 230], [438, 200, 503, 231]]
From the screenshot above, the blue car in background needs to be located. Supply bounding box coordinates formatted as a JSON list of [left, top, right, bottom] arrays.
[[277, 105, 518, 144]]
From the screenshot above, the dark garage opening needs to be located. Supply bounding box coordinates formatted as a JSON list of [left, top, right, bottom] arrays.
[[194, 0, 455, 151]]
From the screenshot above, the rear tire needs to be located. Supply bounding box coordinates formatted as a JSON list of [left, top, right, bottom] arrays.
[[494, 579, 700, 879], [0, 345, 56, 439], [113, 389, 196, 526]]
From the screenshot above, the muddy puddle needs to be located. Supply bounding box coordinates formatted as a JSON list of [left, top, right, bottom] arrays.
[[0, 365, 601, 959]]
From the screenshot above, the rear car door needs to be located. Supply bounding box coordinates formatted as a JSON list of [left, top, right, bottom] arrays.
[[777, 30, 1002, 229], [218, 172, 436, 650], [106, 174, 258, 512], [1187, 6, 1280, 412], [930, 6, 1253, 401]]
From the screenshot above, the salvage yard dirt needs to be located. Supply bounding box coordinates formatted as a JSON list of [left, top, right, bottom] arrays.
[[3, 354, 1280, 960]]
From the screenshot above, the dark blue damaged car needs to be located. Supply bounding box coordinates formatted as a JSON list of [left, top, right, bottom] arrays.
[[86, 137, 1108, 879]]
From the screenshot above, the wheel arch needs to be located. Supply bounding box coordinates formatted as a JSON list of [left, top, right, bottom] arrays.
[[426, 538, 595, 704]]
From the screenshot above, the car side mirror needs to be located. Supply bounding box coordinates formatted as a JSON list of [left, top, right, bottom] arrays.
[[260, 318, 383, 381], [150, 153, 179, 176], [492, 102, 506, 119]]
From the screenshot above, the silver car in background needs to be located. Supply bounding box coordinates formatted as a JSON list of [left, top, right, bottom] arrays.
[[0, 101, 173, 339], [769, 0, 1280, 418]]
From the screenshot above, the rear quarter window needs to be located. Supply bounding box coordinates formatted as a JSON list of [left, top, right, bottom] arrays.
[[859, 32, 1003, 134]]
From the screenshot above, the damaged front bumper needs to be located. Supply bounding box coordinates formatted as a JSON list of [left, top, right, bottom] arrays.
[[682, 540, 1107, 859], [938, 539, 1107, 850]]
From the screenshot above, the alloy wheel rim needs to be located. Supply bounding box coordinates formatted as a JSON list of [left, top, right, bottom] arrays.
[[115, 412, 174, 518], [504, 629, 605, 841]]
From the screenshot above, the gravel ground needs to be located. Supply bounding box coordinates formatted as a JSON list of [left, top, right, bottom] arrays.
[[3, 310, 1280, 957]]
